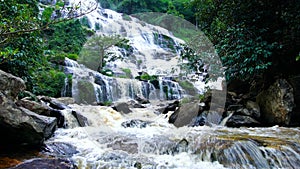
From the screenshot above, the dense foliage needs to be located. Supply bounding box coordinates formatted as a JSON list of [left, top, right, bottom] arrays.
[[0, 0, 95, 97], [190, 0, 300, 82]]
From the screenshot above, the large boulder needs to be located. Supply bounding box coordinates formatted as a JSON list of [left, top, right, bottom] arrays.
[[0, 92, 57, 145], [112, 102, 132, 114], [16, 99, 65, 128], [257, 79, 295, 125], [226, 115, 260, 127], [169, 102, 200, 127], [0, 70, 26, 101], [9, 158, 77, 169]]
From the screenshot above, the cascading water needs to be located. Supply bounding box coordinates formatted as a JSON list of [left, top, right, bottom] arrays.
[[64, 58, 183, 103], [49, 1, 300, 169], [47, 103, 300, 169]]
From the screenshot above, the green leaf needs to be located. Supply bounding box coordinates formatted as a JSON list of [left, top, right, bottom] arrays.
[[42, 7, 54, 22]]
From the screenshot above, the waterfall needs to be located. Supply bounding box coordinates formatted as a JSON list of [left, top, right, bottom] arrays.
[[64, 58, 184, 104]]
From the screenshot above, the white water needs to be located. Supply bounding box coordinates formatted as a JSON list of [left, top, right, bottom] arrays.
[[50, 1, 300, 168], [47, 104, 300, 169]]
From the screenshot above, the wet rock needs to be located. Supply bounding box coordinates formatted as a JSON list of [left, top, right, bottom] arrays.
[[121, 119, 151, 128], [43, 142, 79, 157], [9, 158, 77, 169], [16, 99, 65, 128], [157, 100, 179, 114], [188, 115, 207, 127], [112, 102, 132, 114], [169, 102, 200, 127], [71, 110, 89, 127], [0, 92, 57, 145], [246, 100, 260, 118], [55, 97, 75, 105], [0, 70, 26, 101], [39, 96, 71, 110], [108, 140, 139, 154], [127, 100, 146, 108], [172, 139, 189, 154], [257, 79, 295, 125], [226, 115, 260, 127], [134, 95, 150, 104]]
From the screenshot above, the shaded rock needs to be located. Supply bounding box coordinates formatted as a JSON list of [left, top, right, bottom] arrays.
[[288, 75, 300, 125], [226, 115, 260, 127], [0, 92, 57, 145], [16, 99, 51, 116], [112, 102, 132, 114], [0, 70, 26, 101], [236, 108, 251, 116], [169, 102, 200, 127], [39, 96, 71, 110], [16, 99, 65, 128], [188, 115, 207, 127], [71, 110, 89, 127], [55, 97, 75, 105], [257, 79, 295, 125], [127, 100, 146, 108], [43, 142, 79, 157], [121, 119, 151, 128], [9, 158, 77, 169], [134, 95, 150, 104], [246, 100, 260, 118], [157, 100, 179, 114]]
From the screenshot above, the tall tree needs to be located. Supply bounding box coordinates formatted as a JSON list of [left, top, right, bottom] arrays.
[[78, 34, 129, 72]]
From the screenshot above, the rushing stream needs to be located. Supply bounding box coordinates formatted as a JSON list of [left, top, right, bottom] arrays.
[[46, 59, 300, 169], [43, 1, 300, 168], [47, 103, 300, 169]]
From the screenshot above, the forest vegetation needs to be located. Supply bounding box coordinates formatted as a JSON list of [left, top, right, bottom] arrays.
[[0, 0, 299, 97]]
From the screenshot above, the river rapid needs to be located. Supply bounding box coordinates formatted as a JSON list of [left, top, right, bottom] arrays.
[[46, 103, 300, 169]]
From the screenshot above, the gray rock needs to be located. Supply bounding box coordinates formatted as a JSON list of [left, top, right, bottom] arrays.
[[0, 92, 57, 145], [226, 115, 260, 127], [43, 142, 79, 157], [16, 99, 65, 128], [112, 102, 132, 114], [121, 119, 151, 128], [0, 70, 25, 101], [9, 158, 77, 169], [169, 102, 200, 127], [257, 79, 295, 125], [71, 110, 89, 127], [246, 100, 260, 118]]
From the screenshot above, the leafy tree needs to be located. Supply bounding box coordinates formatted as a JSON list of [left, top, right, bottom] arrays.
[[190, 0, 300, 82], [0, 0, 97, 95], [78, 34, 129, 72]]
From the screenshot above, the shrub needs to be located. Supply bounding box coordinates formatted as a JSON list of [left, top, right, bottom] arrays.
[[32, 69, 66, 97]]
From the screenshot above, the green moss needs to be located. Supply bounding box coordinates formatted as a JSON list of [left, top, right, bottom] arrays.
[[121, 68, 132, 78], [122, 14, 132, 21]]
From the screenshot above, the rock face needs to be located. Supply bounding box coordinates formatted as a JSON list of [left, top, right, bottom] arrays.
[[112, 102, 132, 114], [0, 70, 58, 145], [257, 79, 295, 125], [169, 102, 200, 127], [0, 70, 25, 101], [0, 93, 57, 145], [9, 158, 77, 169]]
